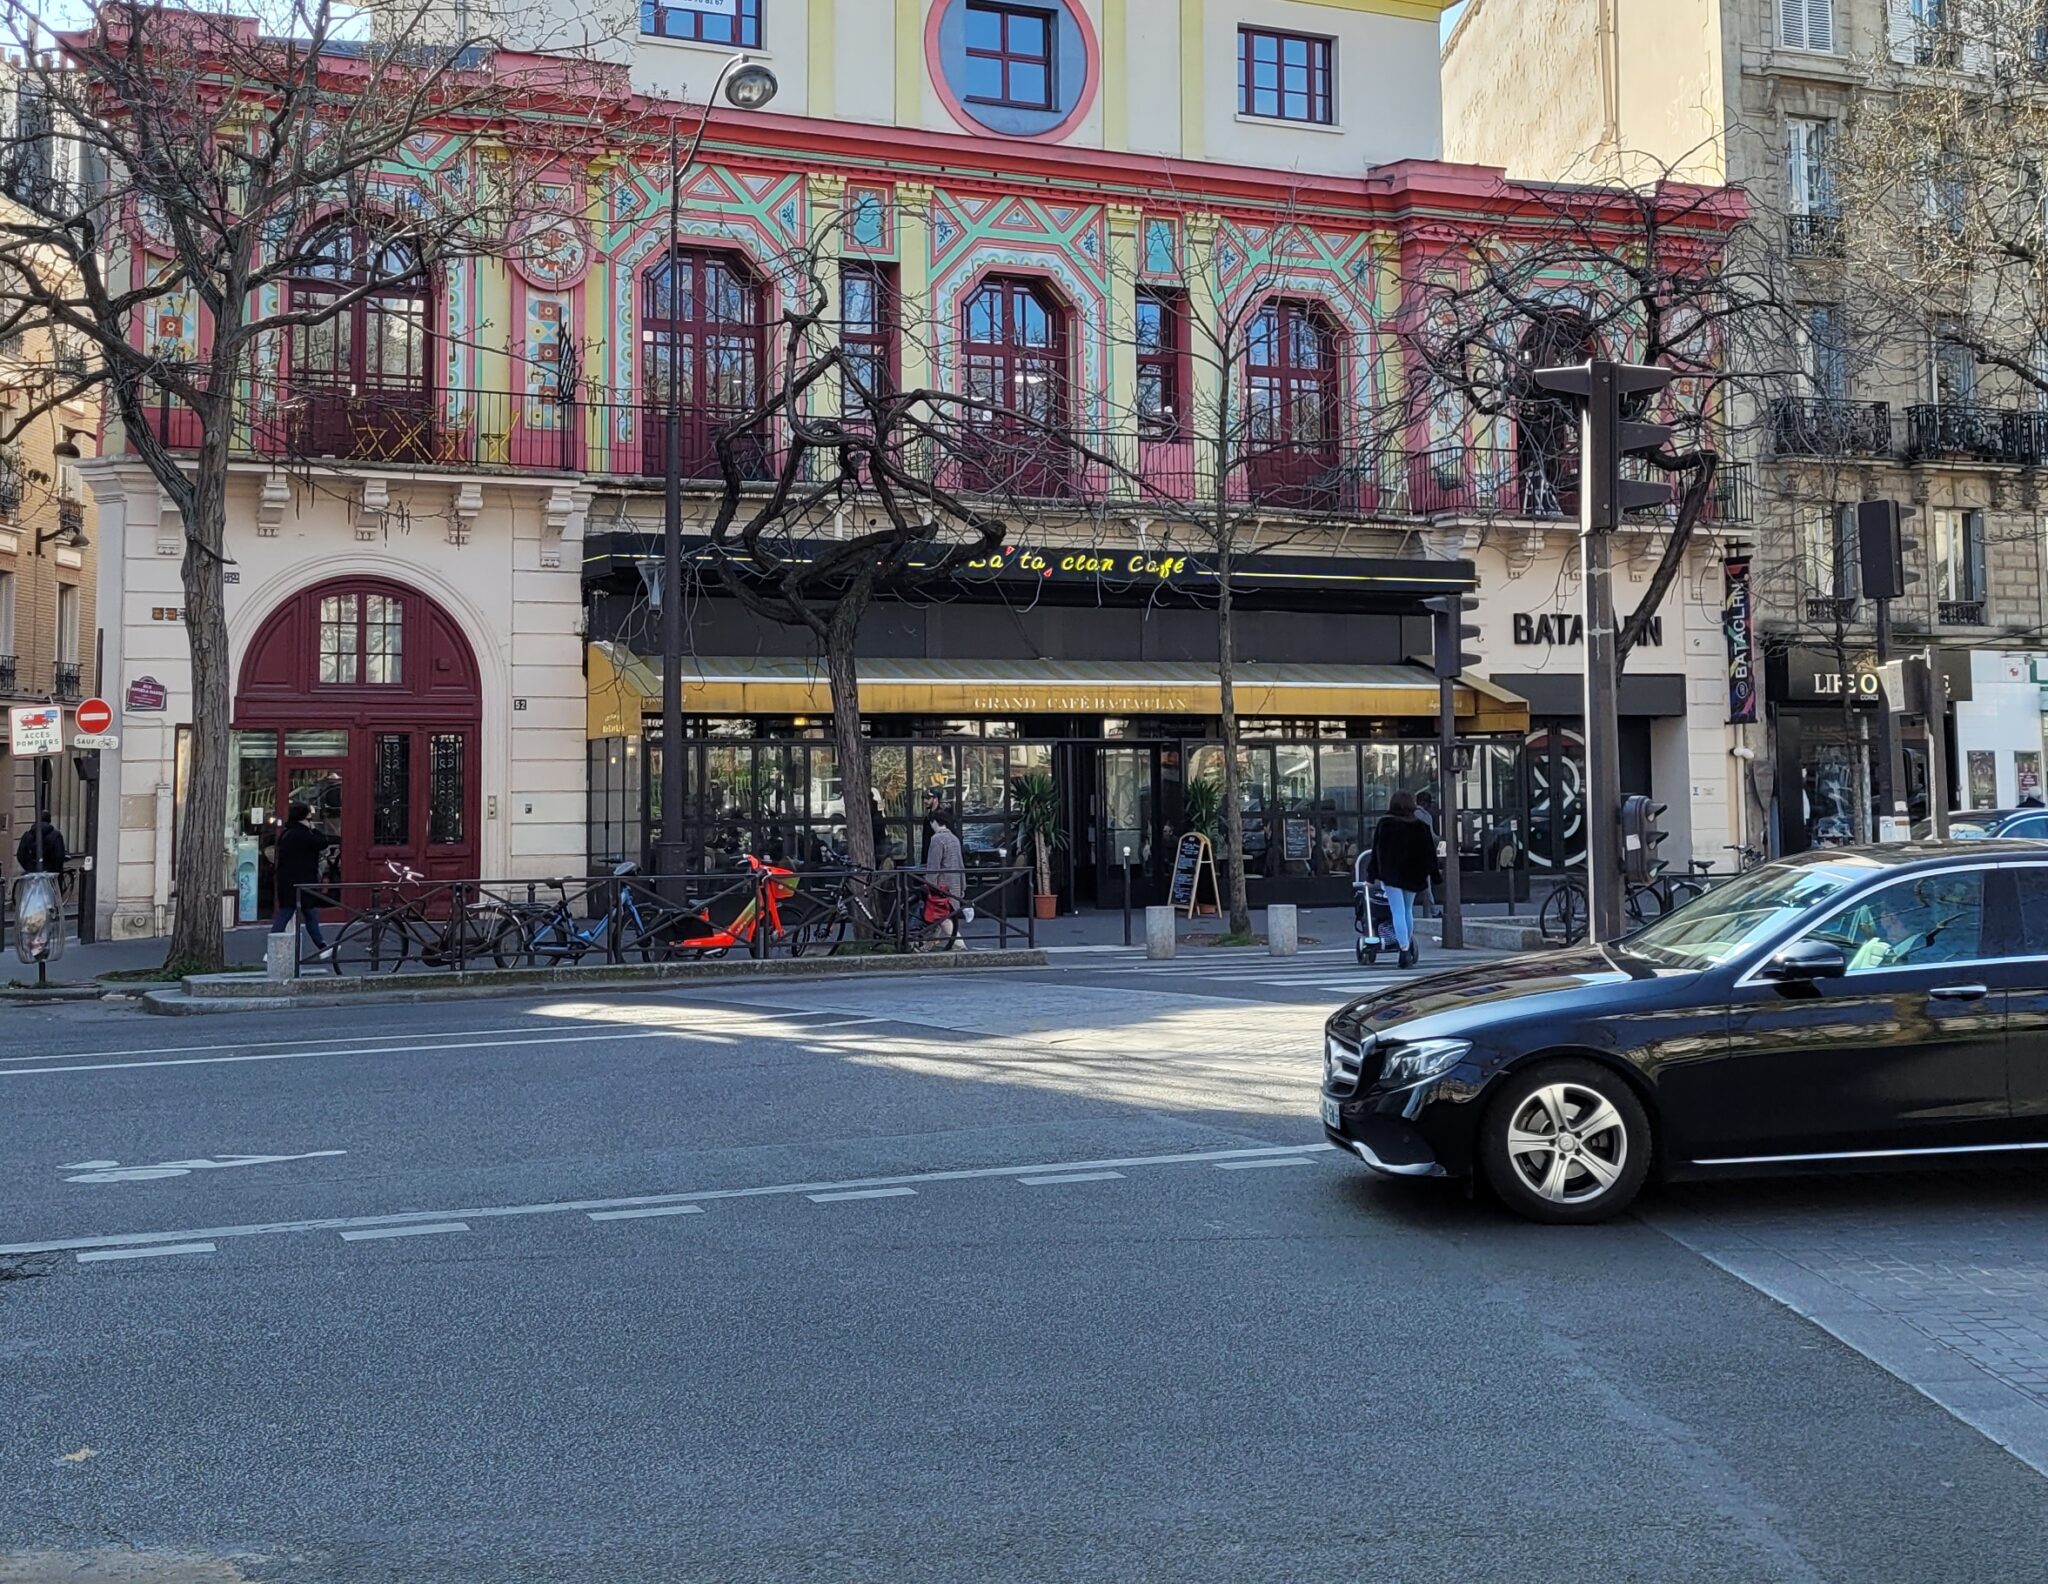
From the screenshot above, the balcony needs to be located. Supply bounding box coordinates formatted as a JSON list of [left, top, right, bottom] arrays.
[[52, 661, 81, 700], [1786, 213, 1843, 258], [1806, 596, 1859, 624], [0, 654, 15, 693], [1939, 599, 1987, 626], [1905, 404, 2048, 465], [1769, 397, 1893, 458]]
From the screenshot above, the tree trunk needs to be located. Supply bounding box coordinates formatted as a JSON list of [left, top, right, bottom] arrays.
[[1216, 537, 1252, 936], [161, 418, 232, 976], [824, 576, 878, 934]]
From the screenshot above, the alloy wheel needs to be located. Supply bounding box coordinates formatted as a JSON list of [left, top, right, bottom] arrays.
[[1504, 1081, 1628, 1205]]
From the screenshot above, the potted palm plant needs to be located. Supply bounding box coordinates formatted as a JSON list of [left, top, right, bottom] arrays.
[[1011, 770, 1063, 920], [1181, 777, 1222, 846]]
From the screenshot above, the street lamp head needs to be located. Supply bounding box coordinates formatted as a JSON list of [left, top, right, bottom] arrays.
[[723, 61, 779, 110]]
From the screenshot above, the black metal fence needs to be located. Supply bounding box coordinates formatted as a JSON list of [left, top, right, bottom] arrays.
[[293, 863, 1036, 977]]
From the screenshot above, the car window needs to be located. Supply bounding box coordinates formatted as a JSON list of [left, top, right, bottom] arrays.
[[1625, 857, 1875, 970], [2005, 816, 2048, 839], [1813, 870, 1984, 974], [2009, 866, 2048, 956]]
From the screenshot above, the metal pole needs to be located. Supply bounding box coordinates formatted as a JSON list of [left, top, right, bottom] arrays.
[[1121, 845, 1132, 947], [1582, 516, 1627, 942], [1925, 646, 1951, 838], [656, 120, 688, 900], [1873, 596, 1906, 839], [1437, 674, 1463, 951]]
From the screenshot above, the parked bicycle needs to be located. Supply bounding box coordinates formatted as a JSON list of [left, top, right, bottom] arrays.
[[323, 862, 525, 974], [1536, 861, 1709, 946]]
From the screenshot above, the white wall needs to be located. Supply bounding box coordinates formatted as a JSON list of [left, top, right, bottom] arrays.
[[1954, 650, 2048, 810]]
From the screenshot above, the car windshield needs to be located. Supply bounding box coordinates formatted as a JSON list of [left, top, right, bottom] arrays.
[[1622, 857, 1883, 970], [1911, 815, 1996, 839]]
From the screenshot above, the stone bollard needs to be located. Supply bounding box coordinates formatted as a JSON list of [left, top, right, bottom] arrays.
[[266, 931, 296, 983], [1266, 903, 1299, 956], [1144, 905, 1176, 960]]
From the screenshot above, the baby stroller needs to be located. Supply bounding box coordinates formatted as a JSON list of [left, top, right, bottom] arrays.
[[1352, 852, 1398, 966]]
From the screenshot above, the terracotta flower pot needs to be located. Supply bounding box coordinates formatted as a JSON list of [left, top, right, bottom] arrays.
[[1033, 893, 1058, 920]]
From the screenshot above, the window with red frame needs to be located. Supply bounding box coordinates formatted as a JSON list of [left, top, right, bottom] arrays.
[[1135, 289, 1186, 439], [1237, 27, 1334, 125], [964, 1, 1057, 111], [841, 264, 897, 409], [640, 247, 767, 478], [640, 0, 762, 46], [963, 276, 1066, 425]]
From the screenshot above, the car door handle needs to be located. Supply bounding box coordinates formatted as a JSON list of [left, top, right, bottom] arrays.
[[1928, 984, 1989, 1001]]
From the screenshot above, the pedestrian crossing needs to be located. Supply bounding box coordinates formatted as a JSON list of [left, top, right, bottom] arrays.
[[1044, 943, 1434, 995]]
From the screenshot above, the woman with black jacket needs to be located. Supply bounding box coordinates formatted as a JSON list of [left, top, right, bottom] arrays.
[[1368, 790, 1443, 968]]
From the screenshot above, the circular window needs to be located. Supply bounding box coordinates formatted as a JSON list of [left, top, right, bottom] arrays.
[[926, 0, 1099, 141]]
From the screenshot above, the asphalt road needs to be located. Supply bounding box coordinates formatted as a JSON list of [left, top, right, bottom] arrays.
[[5, 964, 2048, 1583]]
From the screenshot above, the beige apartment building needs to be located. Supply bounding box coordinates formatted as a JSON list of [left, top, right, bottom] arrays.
[[1444, 0, 2048, 851]]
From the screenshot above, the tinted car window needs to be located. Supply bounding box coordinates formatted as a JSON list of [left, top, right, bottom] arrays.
[[2008, 866, 2048, 956], [1814, 870, 1984, 974], [2004, 815, 2048, 839], [1627, 857, 1875, 970]]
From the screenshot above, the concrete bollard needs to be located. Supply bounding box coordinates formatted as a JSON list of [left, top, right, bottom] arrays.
[[1266, 903, 1299, 956], [1144, 905, 1176, 960], [266, 931, 296, 982]]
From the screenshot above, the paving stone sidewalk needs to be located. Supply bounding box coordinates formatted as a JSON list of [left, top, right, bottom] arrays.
[[1648, 1168, 2048, 1474]]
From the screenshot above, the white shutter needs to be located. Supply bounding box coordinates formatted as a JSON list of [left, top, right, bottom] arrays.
[[1787, 122, 1812, 214], [1890, 0, 1919, 63], [1807, 0, 1835, 51], [1780, 0, 1807, 47]]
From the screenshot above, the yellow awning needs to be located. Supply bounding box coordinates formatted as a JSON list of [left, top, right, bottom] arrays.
[[586, 646, 1529, 736]]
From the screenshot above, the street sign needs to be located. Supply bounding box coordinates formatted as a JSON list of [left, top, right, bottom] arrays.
[[72, 732, 119, 751], [75, 696, 113, 735], [9, 704, 62, 756], [125, 675, 168, 712]]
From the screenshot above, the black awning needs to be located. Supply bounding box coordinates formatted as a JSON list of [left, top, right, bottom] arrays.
[[1493, 671, 1689, 720]]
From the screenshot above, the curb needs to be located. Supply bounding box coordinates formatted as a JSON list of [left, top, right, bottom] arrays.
[[139, 947, 1050, 1015], [0, 983, 106, 1004]]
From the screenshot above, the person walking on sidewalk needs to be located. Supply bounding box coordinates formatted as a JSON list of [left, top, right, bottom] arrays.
[[923, 810, 967, 950], [271, 804, 336, 962], [1368, 791, 1441, 969]]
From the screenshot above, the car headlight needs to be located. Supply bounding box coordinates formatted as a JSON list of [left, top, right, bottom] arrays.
[[1379, 1037, 1472, 1085]]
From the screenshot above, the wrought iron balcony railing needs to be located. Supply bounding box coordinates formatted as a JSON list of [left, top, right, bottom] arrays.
[[1806, 596, 1859, 624], [1786, 213, 1843, 258], [1769, 397, 1894, 458], [52, 661, 81, 700], [1905, 403, 2048, 465], [0, 654, 16, 694], [1939, 599, 1987, 626]]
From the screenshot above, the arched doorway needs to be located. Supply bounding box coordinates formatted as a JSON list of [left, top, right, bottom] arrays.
[[234, 578, 482, 906]]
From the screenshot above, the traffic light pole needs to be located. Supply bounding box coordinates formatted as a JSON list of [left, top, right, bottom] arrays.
[[1581, 523, 1627, 943], [1873, 596, 1907, 839], [1437, 671, 1463, 951], [1924, 646, 1951, 839]]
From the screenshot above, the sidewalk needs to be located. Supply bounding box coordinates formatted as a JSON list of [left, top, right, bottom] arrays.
[[7, 924, 272, 985]]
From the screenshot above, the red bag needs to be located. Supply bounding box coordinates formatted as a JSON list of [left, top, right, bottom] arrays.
[[922, 891, 953, 925]]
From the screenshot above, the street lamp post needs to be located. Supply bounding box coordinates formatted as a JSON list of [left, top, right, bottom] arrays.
[[655, 57, 778, 896]]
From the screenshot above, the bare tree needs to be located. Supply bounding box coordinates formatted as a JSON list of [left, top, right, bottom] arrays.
[[0, 0, 620, 972]]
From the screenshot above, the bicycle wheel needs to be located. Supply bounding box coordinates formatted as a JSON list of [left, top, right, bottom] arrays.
[[459, 906, 526, 969], [329, 912, 411, 974], [1665, 879, 1706, 911], [788, 909, 848, 957], [1539, 881, 1588, 945]]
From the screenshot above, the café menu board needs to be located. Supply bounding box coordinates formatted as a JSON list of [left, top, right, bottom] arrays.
[[1169, 831, 1208, 909]]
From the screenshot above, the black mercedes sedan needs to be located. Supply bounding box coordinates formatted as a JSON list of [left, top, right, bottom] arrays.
[[1322, 842, 2048, 1223]]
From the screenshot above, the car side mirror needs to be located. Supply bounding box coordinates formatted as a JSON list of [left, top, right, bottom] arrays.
[[1761, 938, 1848, 982]]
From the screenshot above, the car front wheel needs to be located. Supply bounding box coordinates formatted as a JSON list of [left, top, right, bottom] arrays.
[[1480, 1059, 1650, 1224]]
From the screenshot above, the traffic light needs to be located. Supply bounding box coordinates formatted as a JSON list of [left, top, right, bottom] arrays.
[[1423, 594, 1482, 681], [1620, 793, 1668, 885], [1856, 500, 1920, 602], [1532, 360, 1675, 529]]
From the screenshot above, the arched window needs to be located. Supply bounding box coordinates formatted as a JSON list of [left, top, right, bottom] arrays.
[[960, 275, 1070, 495], [285, 224, 431, 461], [640, 248, 768, 479], [1245, 297, 1339, 508], [1516, 311, 1598, 516]]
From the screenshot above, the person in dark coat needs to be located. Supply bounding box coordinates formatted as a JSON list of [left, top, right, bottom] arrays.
[[270, 803, 336, 959], [1368, 790, 1443, 968], [16, 814, 66, 875]]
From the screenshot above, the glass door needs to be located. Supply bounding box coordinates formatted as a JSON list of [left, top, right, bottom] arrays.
[[1098, 747, 1161, 905], [282, 760, 344, 900]]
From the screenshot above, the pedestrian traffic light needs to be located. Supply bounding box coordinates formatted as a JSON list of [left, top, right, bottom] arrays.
[[1423, 594, 1482, 681], [1532, 360, 1675, 530], [1620, 794, 1668, 885], [1856, 500, 1919, 602]]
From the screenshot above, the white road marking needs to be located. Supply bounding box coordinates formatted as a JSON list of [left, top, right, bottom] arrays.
[[0, 1028, 731, 1078], [0, 1024, 564, 1067], [339, 1222, 469, 1242], [64, 1150, 347, 1184], [1017, 1170, 1126, 1186], [808, 1187, 918, 1203], [75, 1242, 216, 1264], [1215, 1157, 1319, 1171], [13, 1142, 1335, 1259], [587, 1205, 706, 1222]]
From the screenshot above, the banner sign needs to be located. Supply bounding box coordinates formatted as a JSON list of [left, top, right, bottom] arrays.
[[1722, 557, 1757, 723]]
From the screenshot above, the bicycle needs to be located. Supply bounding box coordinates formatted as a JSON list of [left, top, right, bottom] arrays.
[[626, 854, 803, 961], [324, 863, 524, 974], [501, 862, 711, 965], [1536, 862, 1708, 945]]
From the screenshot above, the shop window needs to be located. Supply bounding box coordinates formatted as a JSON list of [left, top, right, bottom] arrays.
[[1237, 26, 1334, 124], [641, 0, 762, 45], [965, 2, 1057, 111], [841, 263, 897, 407], [1136, 288, 1186, 439]]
